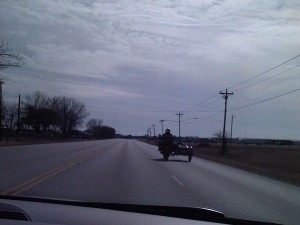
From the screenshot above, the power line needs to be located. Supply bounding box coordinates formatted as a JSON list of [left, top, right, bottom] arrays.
[[186, 55, 300, 112], [233, 65, 300, 93], [233, 72, 300, 102], [183, 109, 222, 113], [184, 112, 223, 124], [186, 94, 219, 110], [88, 106, 184, 113], [228, 87, 300, 111], [88, 106, 219, 113], [225, 54, 300, 91]]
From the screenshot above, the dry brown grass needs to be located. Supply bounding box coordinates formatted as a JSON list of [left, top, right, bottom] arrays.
[[193, 144, 300, 186], [0, 138, 90, 147]]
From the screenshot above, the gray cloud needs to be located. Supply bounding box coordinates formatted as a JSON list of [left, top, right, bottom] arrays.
[[1, 0, 300, 138]]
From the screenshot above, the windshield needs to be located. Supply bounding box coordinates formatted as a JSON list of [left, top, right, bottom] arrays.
[[0, 1, 300, 225]]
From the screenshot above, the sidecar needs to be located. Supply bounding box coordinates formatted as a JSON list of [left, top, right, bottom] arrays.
[[158, 141, 193, 162]]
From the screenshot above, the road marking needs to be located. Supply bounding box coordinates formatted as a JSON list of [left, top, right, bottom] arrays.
[[171, 175, 184, 186], [1, 149, 102, 196]]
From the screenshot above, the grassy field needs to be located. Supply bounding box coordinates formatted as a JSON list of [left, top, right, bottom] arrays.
[[193, 144, 300, 186]]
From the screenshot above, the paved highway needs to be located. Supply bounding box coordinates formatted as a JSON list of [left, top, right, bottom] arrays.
[[0, 139, 299, 225]]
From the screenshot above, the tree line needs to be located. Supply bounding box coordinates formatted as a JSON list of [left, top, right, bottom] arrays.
[[85, 118, 116, 139], [3, 90, 115, 140], [0, 38, 115, 141]]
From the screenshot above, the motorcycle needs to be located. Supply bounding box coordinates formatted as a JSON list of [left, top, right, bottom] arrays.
[[158, 141, 193, 162]]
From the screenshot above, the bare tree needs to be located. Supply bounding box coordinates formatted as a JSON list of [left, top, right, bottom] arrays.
[[86, 118, 103, 138], [2, 101, 17, 128], [52, 96, 89, 139], [68, 99, 89, 132], [25, 90, 49, 109], [213, 130, 223, 140], [86, 118, 103, 130], [23, 91, 53, 133], [0, 38, 24, 71], [22, 92, 89, 139], [0, 38, 24, 141], [2, 101, 18, 140], [213, 130, 228, 142]]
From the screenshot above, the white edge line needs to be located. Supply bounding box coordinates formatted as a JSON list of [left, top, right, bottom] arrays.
[[171, 175, 185, 186]]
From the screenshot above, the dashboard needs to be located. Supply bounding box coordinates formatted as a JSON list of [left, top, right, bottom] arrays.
[[0, 196, 280, 225]]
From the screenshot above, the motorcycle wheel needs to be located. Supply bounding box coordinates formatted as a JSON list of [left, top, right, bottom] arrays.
[[163, 153, 169, 161], [163, 147, 170, 161], [188, 154, 192, 162]]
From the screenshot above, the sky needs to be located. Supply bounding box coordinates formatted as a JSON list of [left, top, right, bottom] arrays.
[[0, 0, 300, 139]]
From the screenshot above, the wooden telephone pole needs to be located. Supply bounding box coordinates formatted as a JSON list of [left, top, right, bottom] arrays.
[[159, 120, 164, 135], [219, 89, 233, 154], [0, 81, 3, 142], [175, 112, 183, 141]]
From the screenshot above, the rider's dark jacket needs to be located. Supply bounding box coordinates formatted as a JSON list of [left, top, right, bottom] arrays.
[[162, 132, 173, 144]]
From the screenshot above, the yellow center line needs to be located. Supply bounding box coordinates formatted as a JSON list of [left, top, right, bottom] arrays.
[[1, 149, 103, 196]]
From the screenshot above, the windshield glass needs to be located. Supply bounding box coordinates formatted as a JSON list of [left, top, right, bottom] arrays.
[[0, 1, 300, 225]]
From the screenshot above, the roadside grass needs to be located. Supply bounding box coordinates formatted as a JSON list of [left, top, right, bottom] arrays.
[[0, 138, 91, 147], [193, 144, 300, 186]]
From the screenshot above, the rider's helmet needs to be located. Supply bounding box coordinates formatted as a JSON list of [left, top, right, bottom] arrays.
[[165, 128, 170, 134]]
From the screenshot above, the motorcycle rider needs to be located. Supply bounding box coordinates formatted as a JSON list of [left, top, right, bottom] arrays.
[[162, 128, 173, 143], [161, 128, 174, 151]]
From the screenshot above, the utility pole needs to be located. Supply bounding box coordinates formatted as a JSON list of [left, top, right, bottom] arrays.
[[219, 89, 233, 154], [152, 124, 156, 137], [7, 113, 14, 141], [175, 112, 183, 141], [17, 94, 21, 141], [230, 114, 234, 148], [147, 128, 151, 139], [0, 81, 3, 142], [159, 120, 164, 135]]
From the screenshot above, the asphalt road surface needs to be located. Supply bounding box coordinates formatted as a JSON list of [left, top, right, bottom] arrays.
[[0, 139, 299, 225]]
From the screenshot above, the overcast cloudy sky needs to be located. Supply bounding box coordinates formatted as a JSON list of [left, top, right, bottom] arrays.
[[1, 0, 300, 139]]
